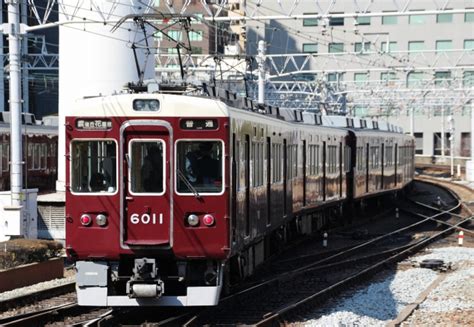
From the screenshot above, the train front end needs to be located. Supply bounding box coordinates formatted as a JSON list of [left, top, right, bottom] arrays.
[[65, 94, 230, 306]]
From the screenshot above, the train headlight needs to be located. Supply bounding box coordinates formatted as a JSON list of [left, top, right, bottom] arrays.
[[202, 214, 215, 226], [134, 100, 145, 111], [187, 214, 199, 227], [96, 214, 108, 227], [148, 100, 160, 111], [80, 214, 92, 226]]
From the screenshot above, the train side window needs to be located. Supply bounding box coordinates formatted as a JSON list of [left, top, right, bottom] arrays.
[[344, 146, 351, 173], [70, 140, 117, 194], [41, 144, 47, 169], [2, 144, 9, 172], [235, 140, 240, 191], [34, 144, 41, 170]]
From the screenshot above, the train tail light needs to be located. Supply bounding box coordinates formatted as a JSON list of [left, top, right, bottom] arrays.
[[80, 214, 92, 226], [202, 214, 215, 226], [96, 214, 108, 227], [187, 214, 199, 226]]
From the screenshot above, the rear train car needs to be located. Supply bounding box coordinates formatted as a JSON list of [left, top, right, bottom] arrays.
[[0, 113, 58, 192]]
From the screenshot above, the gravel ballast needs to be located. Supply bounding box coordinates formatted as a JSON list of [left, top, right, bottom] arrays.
[[298, 247, 474, 326], [0, 276, 74, 302]]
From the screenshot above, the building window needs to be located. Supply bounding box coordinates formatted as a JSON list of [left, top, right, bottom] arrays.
[[354, 73, 368, 83], [408, 41, 424, 56], [437, 12, 453, 23], [155, 31, 163, 41], [381, 72, 397, 82], [168, 48, 178, 55], [381, 41, 397, 52], [189, 31, 203, 41], [329, 42, 344, 53], [382, 12, 398, 24], [434, 71, 451, 86], [328, 72, 343, 83], [168, 30, 182, 41], [329, 13, 344, 26], [433, 133, 451, 156], [407, 72, 424, 87], [356, 15, 371, 25], [414, 133, 423, 154], [464, 39, 474, 50], [303, 43, 318, 53], [461, 133, 471, 157], [465, 10, 474, 22], [354, 42, 370, 53], [191, 13, 203, 24], [436, 40, 453, 53], [191, 46, 202, 54], [464, 71, 474, 87], [303, 13, 319, 26], [409, 13, 426, 24]]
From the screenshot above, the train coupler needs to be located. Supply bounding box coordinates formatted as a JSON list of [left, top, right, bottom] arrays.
[[126, 258, 165, 298]]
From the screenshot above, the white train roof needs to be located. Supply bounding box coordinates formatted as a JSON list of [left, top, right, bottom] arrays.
[[68, 93, 230, 118]]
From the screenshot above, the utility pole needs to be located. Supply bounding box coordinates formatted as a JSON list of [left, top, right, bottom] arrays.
[[257, 40, 266, 105], [468, 101, 474, 181], [448, 115, 455, 178], [441, 106, 445, 161], [5, 0, 23, 207]]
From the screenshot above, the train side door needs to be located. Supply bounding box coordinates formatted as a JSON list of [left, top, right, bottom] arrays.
[[122, 124, 171, 246]]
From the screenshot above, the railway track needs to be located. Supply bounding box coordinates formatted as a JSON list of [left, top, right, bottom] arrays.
[[3, 180, 470, 326], [172, 182, 471, 326]]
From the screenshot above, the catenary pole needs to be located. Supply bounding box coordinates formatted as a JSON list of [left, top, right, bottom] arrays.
[[6, 0, 23, 207], [257, 40, 266, 105]]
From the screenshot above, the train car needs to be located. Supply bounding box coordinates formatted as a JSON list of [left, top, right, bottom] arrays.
[[65, 88, 414, 307], [350, 120, 414, 200], [65, 90, 355, 306], [0, 113, 58, 192], [318, 115, 415, 202]]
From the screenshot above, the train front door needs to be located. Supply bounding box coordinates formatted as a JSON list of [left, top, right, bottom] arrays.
[[122, 123, 171, 246]]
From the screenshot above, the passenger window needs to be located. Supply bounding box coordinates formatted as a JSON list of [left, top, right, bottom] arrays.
[[70, 140, 117, 193]]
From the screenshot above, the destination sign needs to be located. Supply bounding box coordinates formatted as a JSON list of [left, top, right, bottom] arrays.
[[180, 119, 218, 130], [76, 119, 112, 130]]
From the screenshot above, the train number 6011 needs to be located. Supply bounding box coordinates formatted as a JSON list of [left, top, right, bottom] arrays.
[[130, 213, 163, 225]]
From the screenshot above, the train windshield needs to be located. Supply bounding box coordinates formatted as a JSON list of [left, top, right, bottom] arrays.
[[70, 140, 117, 194], [176, 140, 223, 194]]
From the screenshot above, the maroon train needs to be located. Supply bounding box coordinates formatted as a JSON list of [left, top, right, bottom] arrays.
[[0, 113, 58, 193], [65, 88, 414, 306]]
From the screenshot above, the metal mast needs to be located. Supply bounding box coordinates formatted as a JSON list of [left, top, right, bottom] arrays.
[[257, 40, 266, 105], [6, 0, 23, 207]]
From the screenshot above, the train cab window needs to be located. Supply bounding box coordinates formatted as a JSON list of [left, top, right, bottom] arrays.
[[176, 140, 223, 194], [129, 141, 165, 194], [70, 140, 117, 194]]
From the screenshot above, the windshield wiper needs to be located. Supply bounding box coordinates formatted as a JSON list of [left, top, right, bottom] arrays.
[[177, 169, 201, 199]]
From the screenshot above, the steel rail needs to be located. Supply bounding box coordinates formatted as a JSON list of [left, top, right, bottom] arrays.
[[183, 192, 461, 325], [255, 213, 472, 326], [225, 198, 459, 300], [0, 281, 76, 312], [0, 302, 78, 326], [182, 242, 422, 327]]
